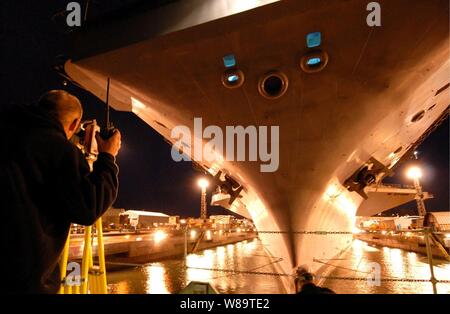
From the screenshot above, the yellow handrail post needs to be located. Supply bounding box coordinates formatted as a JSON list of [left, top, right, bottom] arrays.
[[81, 225, 92, 294], [96, 218, 108, 293], [58, 230, 71, 294], [58, 219, 108, 294]]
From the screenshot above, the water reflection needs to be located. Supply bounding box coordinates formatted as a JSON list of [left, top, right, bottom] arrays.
[[107, 239, 285, 294], [144, 264, 170, 294], [107, 238, 450, 294], [383, 247, 405, 275], [323, 239, 450, 294], [186, 250, 215, 283]]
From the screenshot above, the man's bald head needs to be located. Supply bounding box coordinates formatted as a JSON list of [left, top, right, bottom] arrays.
[[38, 90, 83, 139]]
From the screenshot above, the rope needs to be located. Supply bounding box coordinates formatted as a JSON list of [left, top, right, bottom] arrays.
[[247, 229, 449, 236], [313, 258, 372, 275], [185, 266, 450, 284], [319, 276, 450, 283], [257, 230, 353, 235], [186, 266, 293, 277], [209, 257, 284, 280]]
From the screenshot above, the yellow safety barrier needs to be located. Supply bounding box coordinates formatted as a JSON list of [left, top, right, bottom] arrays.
[[59, 218, 107, 294]]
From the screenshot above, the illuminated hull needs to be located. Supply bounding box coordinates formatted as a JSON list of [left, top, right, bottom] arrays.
[[65, 0, 449, 293]]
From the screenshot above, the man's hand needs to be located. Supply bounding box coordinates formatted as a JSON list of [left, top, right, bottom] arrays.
[[96, 130, 121, 157]]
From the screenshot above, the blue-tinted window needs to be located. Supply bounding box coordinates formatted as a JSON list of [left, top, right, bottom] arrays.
[[223, 54, 236, 68], [227, 74, 239, 82], [306, 32, 321, 48], [306, 57, 321, 66]]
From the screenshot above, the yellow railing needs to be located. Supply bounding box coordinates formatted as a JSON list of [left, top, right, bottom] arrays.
[[59, 218, 107, 294]]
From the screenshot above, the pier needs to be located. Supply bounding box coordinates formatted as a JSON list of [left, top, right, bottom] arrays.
[[67, 229, 257, 267]]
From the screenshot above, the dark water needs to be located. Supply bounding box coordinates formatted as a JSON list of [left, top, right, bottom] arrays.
[[106, 239, 450, 294]]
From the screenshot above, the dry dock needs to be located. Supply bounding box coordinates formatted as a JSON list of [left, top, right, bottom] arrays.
[[354, 231, 450, 260], [68, 230, 257, 268]]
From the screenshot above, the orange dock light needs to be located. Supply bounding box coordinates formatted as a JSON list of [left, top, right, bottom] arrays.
[[153, 230, 168, 243], [406, 166, 422, 179], [197, 178, 209, 189], [406, 165, 427, 217]]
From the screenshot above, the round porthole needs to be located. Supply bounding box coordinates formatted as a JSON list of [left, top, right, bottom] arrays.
[[222, 69, 245, 89], [411, 110, 425, 123], [300, 50, 329, 73], [258, 71, 289, 99]]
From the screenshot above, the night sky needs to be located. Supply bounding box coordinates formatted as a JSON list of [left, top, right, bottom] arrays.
[[1, 1, 448, 218]]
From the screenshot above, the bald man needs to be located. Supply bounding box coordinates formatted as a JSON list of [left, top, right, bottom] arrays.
[[0, 90, 121, 293]]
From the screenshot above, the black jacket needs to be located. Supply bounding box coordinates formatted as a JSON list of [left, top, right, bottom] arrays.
[[0, 104, 119, 293], [297, 283, 336, 294]]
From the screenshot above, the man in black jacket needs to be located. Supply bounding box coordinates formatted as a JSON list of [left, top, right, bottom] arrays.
[[0, 90, 121, 293], [295, 267, 336, 294]]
